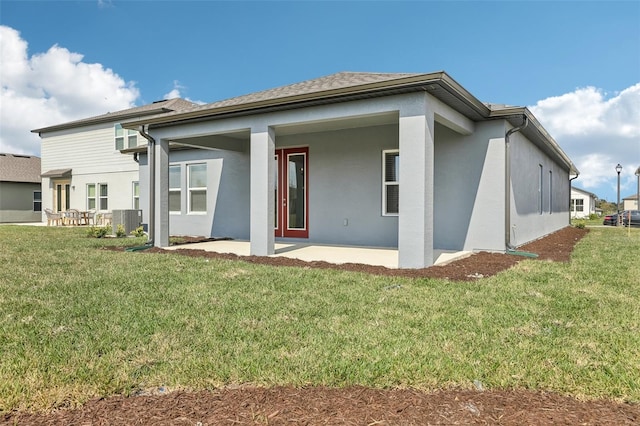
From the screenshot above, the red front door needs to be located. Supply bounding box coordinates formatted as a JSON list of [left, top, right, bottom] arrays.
[[275, 147, 309, 238]]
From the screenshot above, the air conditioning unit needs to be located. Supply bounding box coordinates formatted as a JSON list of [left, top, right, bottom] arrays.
[[111, 209, 142, 235]]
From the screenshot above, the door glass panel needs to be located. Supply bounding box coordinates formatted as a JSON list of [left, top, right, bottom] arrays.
[[56, 185, 62, 212], [65, 184, 70, 210], [274, 155, 279, 229], [288, 154, 305, 229]]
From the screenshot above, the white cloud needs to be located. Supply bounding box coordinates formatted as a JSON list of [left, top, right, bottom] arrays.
[[530, 83, 640, 201], [163, 80, 206, 105], [0, 26, 139, 156]]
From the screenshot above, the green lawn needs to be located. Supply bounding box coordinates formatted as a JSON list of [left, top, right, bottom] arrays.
[[0, 225, 638, 412]]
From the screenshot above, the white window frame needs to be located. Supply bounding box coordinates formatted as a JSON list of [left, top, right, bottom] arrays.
[[115, 124, 125, 150], [87, 184, 96, 211], [538, 164, 543, 215], [382, 149, 399, 216], [126, 129, 138, 149], [115, 124, 138, 150], [33, 191, 42, 212], [169, 165, 181, 214], [98, 183, 108, 211], [187, 163, 207, 214], [548, 170, 553, 214], [132, 181, 140, 210], [575, 199, 584, 212]]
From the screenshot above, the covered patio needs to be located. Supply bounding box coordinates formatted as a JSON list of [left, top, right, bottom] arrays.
[[165, 240, 471, 268]]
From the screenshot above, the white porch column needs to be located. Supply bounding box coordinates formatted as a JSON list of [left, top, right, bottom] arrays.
[[398, 98, 435, 268], [250, 126, 275, 256], [154, 138, 170, 247]]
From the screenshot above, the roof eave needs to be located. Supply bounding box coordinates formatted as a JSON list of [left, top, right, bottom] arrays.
[[122, 72, 491, 129], [490, 107, 579, 175], [31, 107, 175, 134]]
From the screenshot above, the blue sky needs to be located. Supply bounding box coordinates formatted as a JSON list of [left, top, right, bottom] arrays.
[[1, 0, 639, 203]]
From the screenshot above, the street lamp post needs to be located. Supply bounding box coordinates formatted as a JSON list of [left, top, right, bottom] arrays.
[[635, 166, 640, 211], [616, 164, 623, 220]]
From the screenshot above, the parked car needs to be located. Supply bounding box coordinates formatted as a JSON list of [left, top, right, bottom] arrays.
[[603, 212, 620, 226], [621, 210, 640, 227]]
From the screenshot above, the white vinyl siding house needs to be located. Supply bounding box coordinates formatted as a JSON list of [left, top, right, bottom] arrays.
[[570, 187, 597, 218], [124, 72, 577, 268], [33, 99, 197, 221]]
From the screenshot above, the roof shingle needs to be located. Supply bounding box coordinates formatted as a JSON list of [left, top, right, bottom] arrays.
[[0, 154, 41, 183], [31, 98, 199, 134]]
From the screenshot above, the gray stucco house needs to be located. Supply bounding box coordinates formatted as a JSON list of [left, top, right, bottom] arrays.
[[122, 71, 578, 268], [0, 153, 42, 223]]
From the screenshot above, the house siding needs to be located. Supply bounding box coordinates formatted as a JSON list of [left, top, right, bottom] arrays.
[[40, 122, 141, 216], [0, 182, 41, 222], [509, 129, 570, 246], [280, 124, 399, 247], [139, 149, 251, 239], [434, 121, 506, 251], [570, 188, 596, 218]]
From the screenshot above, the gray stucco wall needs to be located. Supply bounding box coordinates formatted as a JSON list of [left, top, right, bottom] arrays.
[[433, 121, 506, 251], [509, 131, 570, 246], [278, 124, 399, 247], [0, 182, 42, 223], [139, 148, 250, 239], [138, 124, 399, 246]]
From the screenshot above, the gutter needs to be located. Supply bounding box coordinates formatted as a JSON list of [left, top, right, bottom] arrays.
[[137, 125, 155, 246], [505, 116, 529, 251], [569, 173, 580, 220]]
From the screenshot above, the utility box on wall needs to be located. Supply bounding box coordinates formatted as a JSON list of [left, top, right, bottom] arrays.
[[112, 209, 142, 235]]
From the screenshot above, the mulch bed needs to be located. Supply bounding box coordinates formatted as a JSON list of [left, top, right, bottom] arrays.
[[6, 226, 638, 425], [137, 225, 588, 282], [5, 386, 638, 425]]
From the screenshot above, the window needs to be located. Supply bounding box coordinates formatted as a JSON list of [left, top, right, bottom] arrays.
[[132, 182, 140, 210], [538, 164, 543, 215], [114, 124, 138, 150], [33, 191, 42, 212], [87, 184, 96, 210], [169, 165, 181, 213], [382, 150, 399, 215], [188, 163, 207, 213], [115, 124, 124, 150], [99, 183, 108, 211], [548, 171, 553, 214], [575, 199, 584, 212]]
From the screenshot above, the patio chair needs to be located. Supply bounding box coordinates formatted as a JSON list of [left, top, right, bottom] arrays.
[[101, 212, 112, 226], [44, 208, 62, 226], [64, 209, 80, 226], [85, 210, 96, 226]]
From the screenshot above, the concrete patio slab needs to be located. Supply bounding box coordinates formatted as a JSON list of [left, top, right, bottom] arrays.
[[165, 240, 471, 269]]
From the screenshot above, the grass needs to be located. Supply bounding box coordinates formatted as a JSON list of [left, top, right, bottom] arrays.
[[0, 225, 638, 412]]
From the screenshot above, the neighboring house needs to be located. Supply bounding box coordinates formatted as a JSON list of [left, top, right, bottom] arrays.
[[32, 99, 196, 220], [570, 187, 597, 218], [0, 153, 42, 223], [122, 71, 578, 269], [623, 194, 639, 211]]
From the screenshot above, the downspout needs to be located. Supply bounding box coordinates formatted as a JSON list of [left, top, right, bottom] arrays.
[[138, 125, 155, 245], [505, 116, 528, 251], [569, 173, 580, 220]]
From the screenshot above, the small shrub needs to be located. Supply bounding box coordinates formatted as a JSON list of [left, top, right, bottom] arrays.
[[589, 213, 599, 220], [86, 226, 110, 238], [130, 226, 145, 237], [575, 221, 586, 229], [115, 224, 127, 238]]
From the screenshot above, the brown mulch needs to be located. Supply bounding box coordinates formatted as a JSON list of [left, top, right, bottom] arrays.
[[5, 386, 638, 425], [7, 226, 638, 425], [138, 225, 588, 282]]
